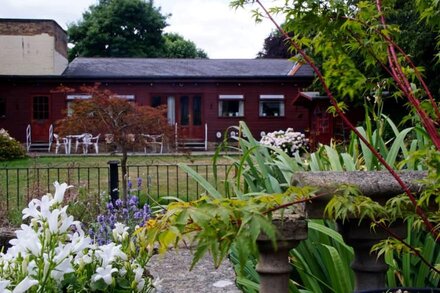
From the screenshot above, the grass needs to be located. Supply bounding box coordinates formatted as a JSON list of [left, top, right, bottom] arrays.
[[0, 154, 234, 216], [0, 153, 224, 168]]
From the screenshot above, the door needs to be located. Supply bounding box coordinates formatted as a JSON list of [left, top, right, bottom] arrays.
[[311, 102, 332, 145], [31, 95, 51, 141], [178, 95, 203, 139]]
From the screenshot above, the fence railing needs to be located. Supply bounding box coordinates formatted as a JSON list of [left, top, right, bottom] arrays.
[[0, 164, 231, 211]]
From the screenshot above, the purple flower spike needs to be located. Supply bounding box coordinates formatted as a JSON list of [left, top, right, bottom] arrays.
[[133, 211, 142, 220], [128, 179, 133, 190], [115, 199, 123, 208], [97, 215, 105, 223], [128, 196, 138, 208], [137, 177, 142, 188], [106, 202, 114, 210]]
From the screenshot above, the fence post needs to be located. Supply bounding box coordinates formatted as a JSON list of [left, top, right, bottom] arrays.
[[108, 160, 119, 203]]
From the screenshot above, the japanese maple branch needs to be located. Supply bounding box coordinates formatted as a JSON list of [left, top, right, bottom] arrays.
[[376, 221, 440, 275], [254, 0, 438, 240], [341, 14, 440, 123], [376, 0, 440, 150]]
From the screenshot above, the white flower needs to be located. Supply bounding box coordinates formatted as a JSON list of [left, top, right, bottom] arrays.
[[22, 199, 40, 220], [0, 280, 11, 293], [53, 181, 73, 204], [112, 222, 129, 242], [96, 243, 127, 267], [51, 257, 73, 282], [12, 276, 38, 293], [93, 265, 117, 285]]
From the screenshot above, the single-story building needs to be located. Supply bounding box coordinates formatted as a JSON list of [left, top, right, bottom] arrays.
[[0, 18, 334, 151]]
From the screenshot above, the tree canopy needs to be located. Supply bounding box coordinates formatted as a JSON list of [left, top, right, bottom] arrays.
[[253, 0, 440, 99], [163, 33, 208, 58], [68, 0, 207, 60]]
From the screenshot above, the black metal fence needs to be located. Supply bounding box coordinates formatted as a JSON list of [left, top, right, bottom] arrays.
[[0, 163, 231, 212]]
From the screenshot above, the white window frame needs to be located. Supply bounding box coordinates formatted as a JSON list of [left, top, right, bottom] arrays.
[[218, 95, 244, 117], [259, 95, 285, 117], [66, 94, 135, 116]]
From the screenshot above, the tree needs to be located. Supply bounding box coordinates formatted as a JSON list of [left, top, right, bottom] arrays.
[[56, 84, 172, 199], [68, 0, 168, 60], [163, 33, 208, 58], [257, 31, 291, 59]]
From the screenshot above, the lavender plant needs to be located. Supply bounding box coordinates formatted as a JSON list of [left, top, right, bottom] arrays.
[[260, 128, 309, 156], [90, 177, 152, 246]]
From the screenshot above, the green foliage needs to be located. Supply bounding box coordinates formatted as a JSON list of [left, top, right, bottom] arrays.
[[163, 33, 208, 58], [144, 190, 310, 270], [68, 0, 167, 59], [0, 129, 27, 161], [67, 0, 207, 60]]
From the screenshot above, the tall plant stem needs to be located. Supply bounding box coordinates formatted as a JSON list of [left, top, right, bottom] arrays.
[[376, 0, 440, 149], [254, 0, 438, 240]]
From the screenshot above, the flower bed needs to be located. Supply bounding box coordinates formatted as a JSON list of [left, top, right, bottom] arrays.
[[0, 182, 155, 292]]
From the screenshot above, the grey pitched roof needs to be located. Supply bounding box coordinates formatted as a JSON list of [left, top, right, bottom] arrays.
[[62, 58, 313, 79]]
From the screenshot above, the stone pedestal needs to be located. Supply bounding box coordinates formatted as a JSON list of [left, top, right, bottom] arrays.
[[256, 217, 307, 293], [337, 220, 406, 292]]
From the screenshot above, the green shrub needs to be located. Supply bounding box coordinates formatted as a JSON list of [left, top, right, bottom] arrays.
[[0, 129, 27, 161]]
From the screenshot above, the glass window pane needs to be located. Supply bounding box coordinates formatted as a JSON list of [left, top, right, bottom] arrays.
[[193, 96, 202, 125], [219, 100, 243, 117], [33, 96, 49, 120], [180, 96, 189, 125], [151, 96, 162, 107], [259, 100, 284, 117]]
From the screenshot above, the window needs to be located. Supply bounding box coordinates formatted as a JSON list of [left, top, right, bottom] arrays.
[[33, 96, 49, 120], [218, 95, 244, 117], [151, 96, 163, 107], [0, 97, 5, 118], [259, 95, 285, 117], [66, 95, 91, 116]]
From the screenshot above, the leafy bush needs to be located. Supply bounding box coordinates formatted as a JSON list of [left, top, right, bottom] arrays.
[[0, 129, 26, 161]]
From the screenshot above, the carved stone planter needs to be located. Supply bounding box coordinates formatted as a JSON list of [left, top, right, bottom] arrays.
[[256, 216, 307, 293]]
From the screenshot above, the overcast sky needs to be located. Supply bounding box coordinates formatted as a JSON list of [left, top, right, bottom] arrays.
[[0, 0, 285, 59]]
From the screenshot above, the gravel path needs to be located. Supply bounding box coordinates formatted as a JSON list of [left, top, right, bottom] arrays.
[[148, 248, 241, 293]]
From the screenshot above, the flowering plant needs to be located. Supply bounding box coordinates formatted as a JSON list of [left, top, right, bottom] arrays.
[[0, 182, 154, 292], [260, 128, 309, 156], [90, 177, 151, 246]]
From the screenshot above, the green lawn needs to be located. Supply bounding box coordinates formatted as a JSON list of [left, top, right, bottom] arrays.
[[0, 153, 225, 168], [0, 154, 234, 214]]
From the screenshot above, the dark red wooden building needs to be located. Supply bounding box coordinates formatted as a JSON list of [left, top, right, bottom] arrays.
[[0, 19, 334, 151]]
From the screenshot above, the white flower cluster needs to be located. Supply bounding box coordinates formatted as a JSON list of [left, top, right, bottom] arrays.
[[0, 129, 13, 140], [0, 182, 152, 292], [260, 128, 308, 156]]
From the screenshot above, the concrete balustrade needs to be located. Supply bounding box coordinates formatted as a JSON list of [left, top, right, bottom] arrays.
[[255, 171, 426, 293]]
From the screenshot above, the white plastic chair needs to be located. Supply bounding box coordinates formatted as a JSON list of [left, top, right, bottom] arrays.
[[53, 134, 68, 154], [142, 134, 164, 153], [82, 133, 100, 154]]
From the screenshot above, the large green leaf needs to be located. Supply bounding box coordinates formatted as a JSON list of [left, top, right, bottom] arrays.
[[178, 163, 223, 199]]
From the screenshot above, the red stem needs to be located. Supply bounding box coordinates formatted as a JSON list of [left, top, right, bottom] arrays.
[[376, 0, 440, 150], [254, 0, 438, 240]]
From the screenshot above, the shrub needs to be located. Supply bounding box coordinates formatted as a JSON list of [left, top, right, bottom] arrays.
[[0, 129, 27, 161], [259, 128, 308, 156]]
